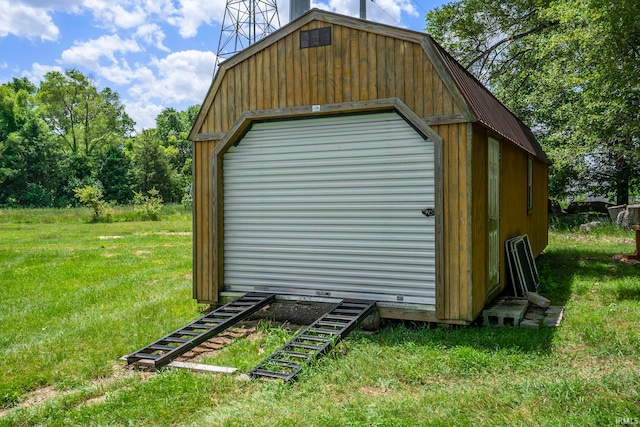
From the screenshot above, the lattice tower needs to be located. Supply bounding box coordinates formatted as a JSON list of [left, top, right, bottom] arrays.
[[216, 0, 281, 66]]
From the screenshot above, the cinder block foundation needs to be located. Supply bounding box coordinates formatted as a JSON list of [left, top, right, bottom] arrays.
[[482, 296, 564, 328]]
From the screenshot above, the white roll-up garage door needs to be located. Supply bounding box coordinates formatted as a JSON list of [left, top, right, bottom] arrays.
[[223, 111, 436, 304]]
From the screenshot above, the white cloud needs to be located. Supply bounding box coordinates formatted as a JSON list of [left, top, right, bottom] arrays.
[[366, 0, 418, 26], [18, 0, 83, 10], [135, 23, 170, 52], [278, 0, 291, 24], [168, 0, 227, 38], [310, 0, 417, 27], [0, 61, 7, 69], [60, 34, 142, 71], [124, 99, 165, 130], [0, 0, 60, 41], [22, 62, 63, 84], [81, 0, 146, 29], [77, 0, 178, 31], [108, 4, 147, 28], [129, 50, 216, 104], [92, 59, 150, 86], [82, 49, 216, 130]]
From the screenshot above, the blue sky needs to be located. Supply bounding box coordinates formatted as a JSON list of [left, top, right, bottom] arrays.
[[0, 0, 447, 130]]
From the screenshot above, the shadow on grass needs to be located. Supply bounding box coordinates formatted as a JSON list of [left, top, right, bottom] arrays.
[[374, 319, 557, 356], [537, 245, 639, 305], [363, 242, 637, 357], [615, 284, 640, 302]]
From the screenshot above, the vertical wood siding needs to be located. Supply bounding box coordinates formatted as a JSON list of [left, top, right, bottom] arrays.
[[198, 22, 462, 134], [192, 139, 217, 301], [471, 125, 489, 318], [431, 123, 471, 321], [192, 20, 465, 306], [495, 129, 549, 303]]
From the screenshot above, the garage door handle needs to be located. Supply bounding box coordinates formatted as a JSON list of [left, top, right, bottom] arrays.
[[421, 208, 435, 217]]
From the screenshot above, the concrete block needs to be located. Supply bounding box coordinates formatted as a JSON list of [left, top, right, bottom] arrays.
[[526, 291, 551, 308], [482, 297, 529, 327], [520, 305, 564, 329]]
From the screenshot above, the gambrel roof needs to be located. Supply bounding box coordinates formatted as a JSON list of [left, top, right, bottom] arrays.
[[430, 39, 548, 162], [189, 8, 547, 163]]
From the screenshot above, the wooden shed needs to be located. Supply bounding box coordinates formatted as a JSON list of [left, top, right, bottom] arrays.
[[188, 9, 549, 325]]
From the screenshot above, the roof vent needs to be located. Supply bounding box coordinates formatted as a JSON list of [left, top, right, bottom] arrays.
[[300, 27, 332, 49]]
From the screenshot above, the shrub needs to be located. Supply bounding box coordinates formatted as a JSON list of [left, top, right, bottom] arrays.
[[181, 193, 193, 210], [73, 185, 112, 223], [133, 188, 163, 221], [22, 183, 53, 207]]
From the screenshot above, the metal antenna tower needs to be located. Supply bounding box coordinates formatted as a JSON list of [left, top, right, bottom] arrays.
[[216, 0, 281, 66]]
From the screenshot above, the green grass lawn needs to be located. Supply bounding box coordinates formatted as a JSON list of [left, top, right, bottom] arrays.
[[1, 208, 639, 426]]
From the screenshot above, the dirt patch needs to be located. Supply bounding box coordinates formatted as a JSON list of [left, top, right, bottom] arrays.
[[0, 365, 151, 418], [556, 234, 634, 245], [360, 386, 390, 396], [172, 320, 302, 363], [0, 385, 61, 417], [98, 236, 123, 240], [175, 324, 258, 363], [134, 232, 192, 237], [83, 394, 108, 407], [613, 254, 640, 265]]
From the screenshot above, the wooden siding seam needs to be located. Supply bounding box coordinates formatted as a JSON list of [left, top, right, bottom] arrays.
[[194, 132, 226, 142], [422, 114, 467, 126]]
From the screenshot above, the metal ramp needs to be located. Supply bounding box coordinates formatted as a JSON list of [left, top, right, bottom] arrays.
[[125, 293, 275, 370], [249, 299, 376, 382]]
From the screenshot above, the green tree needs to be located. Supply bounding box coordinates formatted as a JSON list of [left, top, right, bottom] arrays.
[[426, 0, 640, 204], [97, 144, 134, 204], [155, 105, 199, 143], [156, 107, 186, 144], [155, 106, 195, 171], [0, 78, 36, 143], [154, 106, 198, 200], [131, 129, 181, 202], [59, 152, 99, 206], [37, 69, 135, 157], [0, 117, 65, 206]]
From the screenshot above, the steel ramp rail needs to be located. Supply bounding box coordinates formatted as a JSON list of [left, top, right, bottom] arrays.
[[125, 293, 275, 370], [249, 299, 376, 382]]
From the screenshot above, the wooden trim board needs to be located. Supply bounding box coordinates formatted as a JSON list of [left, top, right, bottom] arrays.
[[167, 361, 237, 374]]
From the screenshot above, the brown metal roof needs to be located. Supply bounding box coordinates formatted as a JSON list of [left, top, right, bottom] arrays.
[[429, 36, 549, 163]]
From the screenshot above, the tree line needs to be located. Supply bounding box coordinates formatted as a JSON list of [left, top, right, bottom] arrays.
[[427, 0, 639, 205], [0, 69, 197, 208]]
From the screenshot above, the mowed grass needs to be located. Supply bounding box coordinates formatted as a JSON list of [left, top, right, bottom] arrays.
[[1, 208, 639, 426]]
